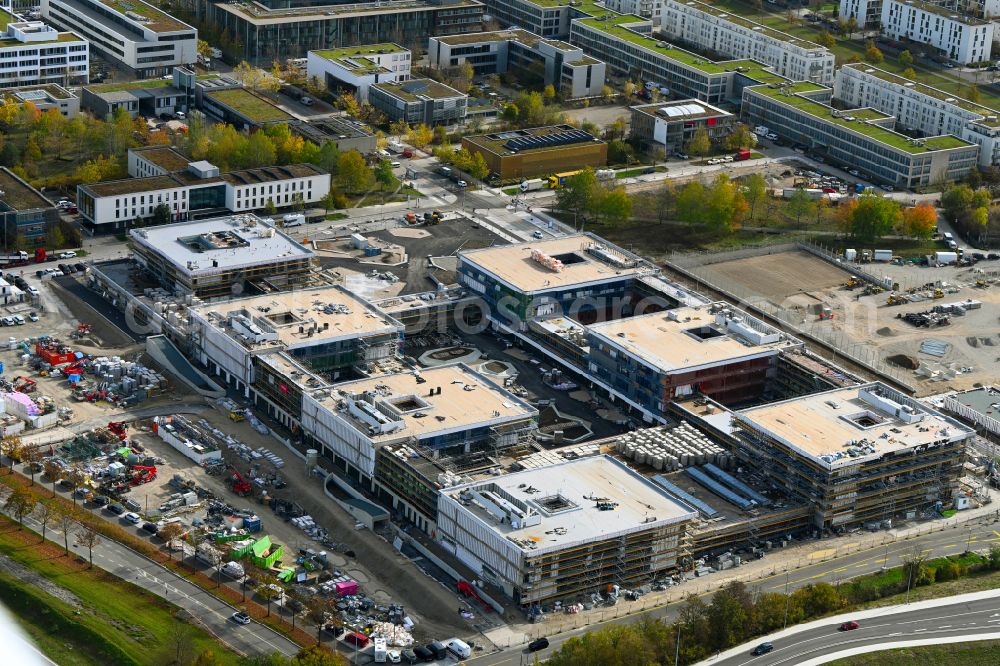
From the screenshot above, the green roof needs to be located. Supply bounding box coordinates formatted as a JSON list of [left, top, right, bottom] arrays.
[[205, 88, 294, 123], [0, 9, 14, 30], [843, 63, 1000, 127], [748, 83, 975, 154], [312, 44, 405, 74], [87, 78, 175, 93], [372, 78, 465, 102], [0, 31, 84, 47], [99, 0, 192, 33]]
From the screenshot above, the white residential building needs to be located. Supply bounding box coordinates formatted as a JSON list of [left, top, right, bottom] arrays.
[[835, 63, 1000, 167], [0, 12, 88, 88], [604, 0, 664, 21], [660, 0, 835, 84], [41, 0, 197, 78], [882, 1, 992, 64], [839, 0, 884, 27], [306, 43, 410, 103]]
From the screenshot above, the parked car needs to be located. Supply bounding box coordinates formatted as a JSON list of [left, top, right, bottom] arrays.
[[91, 496, 109, 507], [532, 230, 544, 239], [27, 311, 38, 321], [57, 251, 76, 259], [123, 498, 141, 512], [231, 612, 252, 625], [12, 315, 24, 325], [141, 522, 159, 534], [107, 503, 125, 515], [527, 637, 550, 652], [839, 621, 860, 631], [400, 648, 418, 664], [752, 642, 774, 656], [1, 317, 13, 326], [411, 646, 433, 662], [457, 180, 467, 188], [122, 512, 141, 524]]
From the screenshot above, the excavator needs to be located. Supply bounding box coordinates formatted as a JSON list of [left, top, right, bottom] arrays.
[[13, 377, 36, 393], [228, 466, 253, 497], [108, 421, 128, 441], [130, 465, 157, 486], [843, 276, 861, 290], [886, 294, 907, 306]]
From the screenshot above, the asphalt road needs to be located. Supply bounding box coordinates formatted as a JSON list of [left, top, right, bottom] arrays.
[[714, 595, 1000, 666], [0, 489, 301, 659], [467, 514, 1000, 665]]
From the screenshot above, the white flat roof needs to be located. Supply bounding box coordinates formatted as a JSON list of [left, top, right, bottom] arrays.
[[460, 234, 650, 294], [587, 304, 797, 373], [737, 383, 973, 468], [444, 455, 696, 555], [130, 214, 313, 276]]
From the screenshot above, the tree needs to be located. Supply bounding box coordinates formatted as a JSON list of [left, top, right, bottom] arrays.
[[704, 174, 748, 232], [593, 187, 632, 227], [686, 127, 711, 157], [902, 67, 918, 80], [676, 180, 707, 225], [159, 522, 185, 560], [725, 124, 757, 151], [601, 84, 614, 101], [467, 152, 490, 181], [337, 93, 361, 119], [607, 139, 635, 165], [33, 500, 56, 544], [374, 158, 399, 190], [898, 49, 914, 67], [4, 486, 36, 528], [389, 119, 409, 138], [556, 167, 599, 224], [152, 203, 172, 227], [76, 524, 102, 567], [49, 224, 66, 250], [263, 198, 277, 216], [43, 459, 63, 496], [902, 201, 937, 238], [292, 645, 346, 666], [543, 84, 556, 101], [744, 173, 768, 222], [335, 150, 374, 193], [433, 124, 448, 145], [623, 81, 636, 99], [22, 446, 43, 486], [197, 40, 212, 59], [502, 103, 519, 124], [968, 84, 982, 104], [305, 598, 329, 646], [846, 16, 859, 38], [816, 30, 836, 48], [847, 191, 902, 242], [167, 613, 197, 666], [256, 579, 283, 616], [407, 124, 434, 150], [786, 188, 815, 225], [1, 435, 23, 472], [192, 650, 225, 666], [232, 62, 279, 92], [55, 505, 75, 554], [864, 41, 884, 64]]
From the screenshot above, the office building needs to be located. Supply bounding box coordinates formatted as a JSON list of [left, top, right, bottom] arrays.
[[195, 0, 484, 65], [81, 67, 238, 120], [201, 88, 296, 129], [741, 81, 979, 187], [660, 0, 835, 84], [306, 43, 410, 102], [586, 303, 801, 409], [291, 118, 378, 154], [128, 214, 315, 299], [0, 10, 87, 88], [733, 383, 972, 528], [0, 83, 78, 116], [437, 455, 696, 605], [629, 99, 736, 152], [0, 166, 60, 248], [41, 0, 197, 78], [461, 125, 607, 180], [835, 63, 1000, 168], [78, 150, 330, 231], [369, 78, 468, 125], [429, 29, 607, 99]]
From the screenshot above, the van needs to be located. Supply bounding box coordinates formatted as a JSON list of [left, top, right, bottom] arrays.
[[282, 213, 305, 227], [344, 632, 369, 648], [427, 641, 448, 659], [123, 498, 141, 512], [446, 638, 471, 659], [943, 232, 954, 242]]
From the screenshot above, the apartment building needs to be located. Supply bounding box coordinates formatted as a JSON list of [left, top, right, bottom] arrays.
[[629, 99, 736, 152], [0, 11, 87, 88], [41, 0, 196, 78], [461, 125, 608, 179], [78, 153, 331, 232], [660, 0, 835, 85], [306, 44, 410, 102], [835, 63, 1000, 168], [128, 214, 315, 299], [429, 30, 607, 99], [369, 78, 468, 125], [733, 383, 972, 529], [839, 0, 883, 28], [437, 455, 696, 605], [605, 0, 664, 21], [882, 1, 992, 65], [196, 0, 483, 65], [741, 81, 979, 187]]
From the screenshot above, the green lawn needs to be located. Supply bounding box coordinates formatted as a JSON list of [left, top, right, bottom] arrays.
[[0, 521, 241, 666], [828, 640, 1000, 665], [325, 212, 348, 220]]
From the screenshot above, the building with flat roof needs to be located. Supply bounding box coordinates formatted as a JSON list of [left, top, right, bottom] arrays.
[[741, 81, 979, 187], [82, 68, 239, 119], [630, 99, 735, 152], [437, 454, 696, 605], [290, 118, 377, 155], [201, 88, 295, 129], [660, 0, 835, 84], [77, 159, 330, 231], [835, 63, 1000, 168], [429, 29, 606, 100], [461, 125, 607, 180], [586, 302, 801, 410], [40, 0, 196, 78], [194, 0, 484, 65], [188, 284, 402, 410], [0, 10, 88, 88], [0, 166, 59, 248], [369, 78, 468, 125], [0, 83, 78, 116], [943, 386, 1000, 439], [128, 214, 315, 299], [734, 382, 972, 529], [303, 363, 537, 480], [457, 233, 659, 328], [306, 43, 410, 102]]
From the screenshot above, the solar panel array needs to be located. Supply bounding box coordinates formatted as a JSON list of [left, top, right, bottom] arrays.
[[686, 467, 754, 510], [652, 475, 719, 518], [504, 129, 593, 152], [703, 463, 770, 507]]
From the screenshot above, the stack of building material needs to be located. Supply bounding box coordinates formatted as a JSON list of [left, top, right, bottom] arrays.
[[514, 442, 603, 470], [616, 423, 729, 471], [255, 446, 284, 468], [87, 356, 168, 401]]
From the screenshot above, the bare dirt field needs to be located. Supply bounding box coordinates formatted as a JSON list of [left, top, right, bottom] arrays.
[[706, 251, 852, 304]]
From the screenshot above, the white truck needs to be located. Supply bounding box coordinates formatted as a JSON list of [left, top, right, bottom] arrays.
[[872, 249, 893, 263], [520, 178, 546, 193], [282, 213, 305, 227], [373, 637, 388, 663], [596, 168, 616, 181]]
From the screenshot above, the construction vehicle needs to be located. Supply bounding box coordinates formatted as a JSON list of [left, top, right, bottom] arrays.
[[457, 580, 492, 613], [886, 294, 908, 306], [818, 306, 834, 320], [70, 323, 94, 340], [13, 376, 36, 393], [933, 289, 944, 299], [403, 212, 418, 224], [863, 284, 884, 296], [976, 279, 990, 288], [229, 410, 245, 422], [108, 421, 128, 441], [228, 466, 253, 497], [843, 276, 861, 289], [423, 210, 444, 225], [130, 465, 157, 486]]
